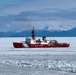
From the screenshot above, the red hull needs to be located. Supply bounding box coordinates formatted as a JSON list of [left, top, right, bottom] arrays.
[[13, 42, 70, 48], [13, 42, 25, 48]]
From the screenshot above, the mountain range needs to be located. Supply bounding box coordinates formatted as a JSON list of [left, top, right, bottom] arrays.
[[0, 27, 76, 37], [0, 8, 76, 37]]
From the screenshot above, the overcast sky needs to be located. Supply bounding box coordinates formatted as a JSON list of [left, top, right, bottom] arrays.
[[0, 0, 76, 32], [0, 0, 76, 15]]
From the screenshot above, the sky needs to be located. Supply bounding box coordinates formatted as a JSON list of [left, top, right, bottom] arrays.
[[0, 0, 76, 32]]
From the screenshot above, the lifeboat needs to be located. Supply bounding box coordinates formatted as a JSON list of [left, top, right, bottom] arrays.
[[13, 28, 70, 48]]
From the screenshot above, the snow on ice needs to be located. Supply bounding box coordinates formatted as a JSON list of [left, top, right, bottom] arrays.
[[0, 37, 76, 75]]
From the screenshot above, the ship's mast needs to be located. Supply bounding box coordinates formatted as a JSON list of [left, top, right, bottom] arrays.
[[32, 27, 35, 37]]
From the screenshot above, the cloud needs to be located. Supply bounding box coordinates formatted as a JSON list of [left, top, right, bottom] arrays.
[[0, 0, 76, 16], [0, 8, 76, 32], [0, 0, 76, 32]]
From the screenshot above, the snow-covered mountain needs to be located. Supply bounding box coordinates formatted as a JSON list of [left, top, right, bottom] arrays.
[[43, 25, 54, 31], [59, 25, 73, 31], [43, 25, 74, 31], [0, 27, 76, 37]]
